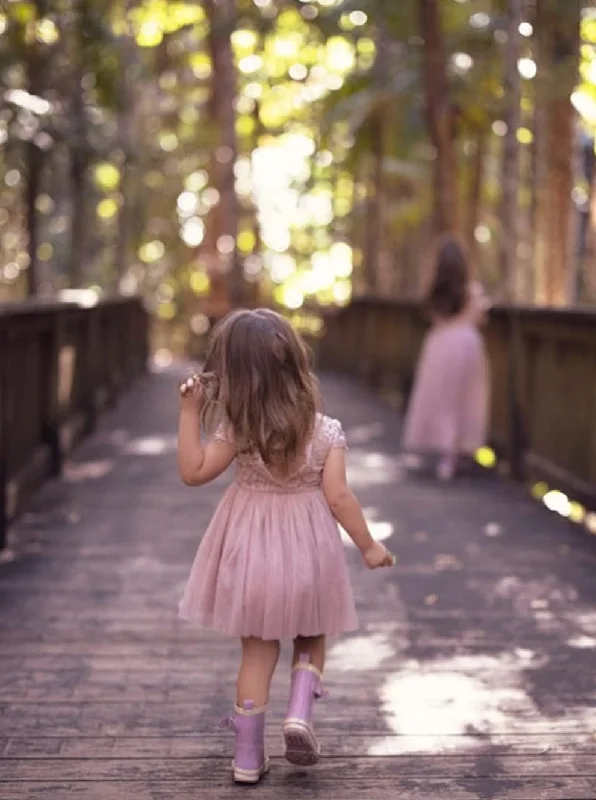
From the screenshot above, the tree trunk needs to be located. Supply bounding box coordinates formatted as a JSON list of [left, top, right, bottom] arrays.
[[580, 136, 596, 302], [25, 142, 42, 297], [68, 4, 87, 290], [531, 0, 548, 302], [349, 150, 368, 296], [25, 1, 48, 297], [68, 152, 87, 287], [418, 0, 459, 234], [363, 112, 384, 292], [499, 0, 523, 301], [587, 195, 596, 304], [545, 101, 578, 305], [115, 7, 137, 292], [574, 134, 593, 302], [203, 0, 242, 312], [246, 96, 264, 308], [466, 125, 487, 263], [534, 0, 580, 304]]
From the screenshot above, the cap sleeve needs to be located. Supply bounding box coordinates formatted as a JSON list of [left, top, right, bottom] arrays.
[[326, 417, 347, 450]]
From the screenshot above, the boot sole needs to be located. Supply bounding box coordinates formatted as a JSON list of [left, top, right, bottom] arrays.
[[233, 758, 270, 784], [283, 720, 320, 766]]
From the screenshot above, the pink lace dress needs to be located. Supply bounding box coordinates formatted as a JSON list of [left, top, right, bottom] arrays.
[[178, 414, 358, 641], [403, 281, 490, 455]]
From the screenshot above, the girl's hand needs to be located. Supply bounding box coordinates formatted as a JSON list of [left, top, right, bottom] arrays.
[[363, 541, 396, 569], [179, 373, 202, 407]]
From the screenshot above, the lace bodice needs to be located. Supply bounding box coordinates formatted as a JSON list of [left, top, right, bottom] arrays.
[[214, 413, 346, 494]]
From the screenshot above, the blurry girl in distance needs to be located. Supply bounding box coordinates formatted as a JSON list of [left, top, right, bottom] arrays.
[[402, 236, 490, 481]]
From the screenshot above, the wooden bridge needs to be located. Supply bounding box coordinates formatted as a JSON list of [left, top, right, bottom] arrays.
[[1, 299, 595, 799]]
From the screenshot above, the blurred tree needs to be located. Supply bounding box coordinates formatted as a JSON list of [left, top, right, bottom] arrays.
[[419, 0, 459, 234], [202, 0, 241, 312], [0, 0, 592, 319], [533, 0, 581, 304], [67, 0, 92, 288], [498, 0, 522, 300], [115, 0, 138, 290], [20, 0, 52, 296]]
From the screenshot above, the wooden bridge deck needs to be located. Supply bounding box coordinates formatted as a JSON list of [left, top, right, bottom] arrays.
[[1, 366, 595, 799]]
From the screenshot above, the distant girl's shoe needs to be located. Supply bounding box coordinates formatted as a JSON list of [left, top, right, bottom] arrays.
[[283, 654, 327, 766], [436, 454, 456, 482], [220, 700, 269, 784]]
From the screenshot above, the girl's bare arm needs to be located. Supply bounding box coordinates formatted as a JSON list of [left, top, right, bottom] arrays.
[[177, 386, 235, 486], [322, 447, 394, 568]]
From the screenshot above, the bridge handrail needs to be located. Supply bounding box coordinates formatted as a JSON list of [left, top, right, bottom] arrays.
[[318, 298, 596, 508], [0, 295, 149, 548]]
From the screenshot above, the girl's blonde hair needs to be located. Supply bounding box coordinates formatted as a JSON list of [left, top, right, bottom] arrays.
[[199, 308, 321, 470]]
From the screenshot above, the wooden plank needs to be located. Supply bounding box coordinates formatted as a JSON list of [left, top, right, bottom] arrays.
[[0, 607, 591, 628], [4, 733, 596, 759], [0, 626, 592, 653], [1, 774, 596, 800], [1, 661, 594, 700], [3, 373, 596, 799], [2, 648, 595, 673], [1, 701, 595, 737], [3, 755, 596, 781]]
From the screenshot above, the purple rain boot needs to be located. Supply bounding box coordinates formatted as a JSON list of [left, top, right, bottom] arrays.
[[221, 700, 269, 784], [283, 654, 326, 766]]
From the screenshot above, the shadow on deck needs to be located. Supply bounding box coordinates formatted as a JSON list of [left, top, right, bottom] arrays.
[[1, 366, 596, 799]]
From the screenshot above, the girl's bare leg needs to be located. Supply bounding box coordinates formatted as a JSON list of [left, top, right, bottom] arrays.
[[228, 637, 278, 784], [292, 634, 325, 672], [236, 637, 280, 707]]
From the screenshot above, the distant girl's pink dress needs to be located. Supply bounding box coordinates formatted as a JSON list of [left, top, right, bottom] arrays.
[[403, 282, 489, 455], [179, 415, 358, 641]]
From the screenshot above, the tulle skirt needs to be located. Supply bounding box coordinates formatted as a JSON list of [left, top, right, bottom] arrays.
[[403, 321, 489, 455], [179, 484, 358, 641]]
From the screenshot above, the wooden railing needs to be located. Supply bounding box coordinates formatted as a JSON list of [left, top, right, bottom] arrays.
[[318, 298, 596, 506], [0, 296, 149, 548]]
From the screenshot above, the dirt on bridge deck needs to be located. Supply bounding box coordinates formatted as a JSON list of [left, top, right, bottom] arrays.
[[1, 365, 596, 800]]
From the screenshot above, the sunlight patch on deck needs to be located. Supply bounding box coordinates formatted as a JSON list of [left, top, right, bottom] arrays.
[[64, 459, 114, 482], [124, 435, 177, 456], [327, 633, 395, 672]]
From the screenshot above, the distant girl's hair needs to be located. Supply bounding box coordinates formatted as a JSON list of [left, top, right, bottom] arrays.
[[199, 308, 320, 471], [424, 236, 470, 318]]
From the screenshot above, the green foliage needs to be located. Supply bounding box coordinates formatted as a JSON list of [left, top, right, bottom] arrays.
[[0, 0, 589, 308]]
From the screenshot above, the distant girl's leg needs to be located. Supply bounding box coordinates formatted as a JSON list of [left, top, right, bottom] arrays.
[[284, 635, 326, 766], [437, 328, 486, 483], [436, 452, 457, 481], [228, 637, 279, 785]]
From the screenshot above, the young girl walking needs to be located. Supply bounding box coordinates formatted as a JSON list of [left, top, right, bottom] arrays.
[[403, 236, 490, 481], [177, 308, 395, 784]]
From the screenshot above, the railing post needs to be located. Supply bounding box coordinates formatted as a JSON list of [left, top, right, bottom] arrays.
[[108, 304, 122, 400], [44, 308, 65, 478], [84, 305, 100, 435], [0, 297, 149, 548], [128, 299, 146, 381], [508, 308, 527, 482], [140, 301, 150, 373]]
